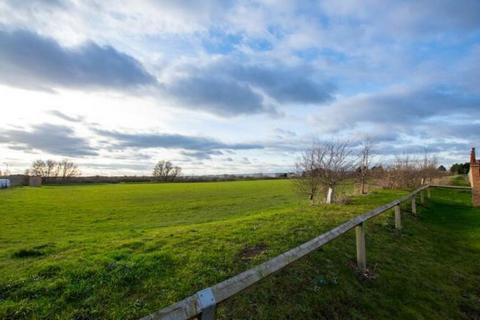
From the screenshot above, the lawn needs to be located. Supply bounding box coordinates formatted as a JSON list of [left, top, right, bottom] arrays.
[[0, 180, 479, 319]]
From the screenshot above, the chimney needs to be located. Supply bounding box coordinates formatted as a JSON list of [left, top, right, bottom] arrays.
[[471, 147, 476, 165]]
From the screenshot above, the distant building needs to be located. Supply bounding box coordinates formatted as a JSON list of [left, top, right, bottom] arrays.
[[0, 175, 42, 187], [5, 175, 29, 187], [469, 148, 480, 207], [0, 179, 10, 188], [29, 176, 42, 187]]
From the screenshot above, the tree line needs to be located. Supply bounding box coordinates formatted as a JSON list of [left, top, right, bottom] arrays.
[[17, 151, 467, 189], [21, 159, 183, 183], [295, 140, 447, 205], [25, 159, 81, 181]]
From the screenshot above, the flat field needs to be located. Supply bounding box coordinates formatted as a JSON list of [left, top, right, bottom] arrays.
[[0, 180, 479, 319]]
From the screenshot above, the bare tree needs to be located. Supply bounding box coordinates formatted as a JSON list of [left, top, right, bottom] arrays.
[[46, 160, 58, 178], [295, 141, 354, 204], [57, 159, 81, 179], [294, 148, 323, 204], [384, 155, 418, 189], [28, 159, 80, 181], [29, 160, 47, 176], [357, 138, 373, 194], [377, 150, 446, 190], [153, 160, 182, 182], [419, 150, 444, 184]]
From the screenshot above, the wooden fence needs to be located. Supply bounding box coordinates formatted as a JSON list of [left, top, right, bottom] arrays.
[[140, 184, 471, 320]]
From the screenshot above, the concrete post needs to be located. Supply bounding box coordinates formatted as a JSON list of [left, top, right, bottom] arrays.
[[326, 187, 334, 204], [356, 222, 367, 272], [412, 197, 417, 214], [394, 205, 401, 229]]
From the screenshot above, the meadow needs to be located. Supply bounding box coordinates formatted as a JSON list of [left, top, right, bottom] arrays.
[[0, 179, 479, 319]]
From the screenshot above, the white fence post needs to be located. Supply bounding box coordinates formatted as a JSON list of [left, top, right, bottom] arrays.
[[326, 187, 334, 204]]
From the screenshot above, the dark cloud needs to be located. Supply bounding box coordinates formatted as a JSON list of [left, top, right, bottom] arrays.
[[391, 0, 480, 34], [316, 88, 480, 132], [4, 0, 66, 9], [164, 74, 270, 116], [0, 29, 156, 91], [162, 59, 335, 116], [0, 124, 97, 156], [424, 122, 480, 141], [0, 29, 334, 117], [227, 63, 335, 104], [94, 129, 263, 154], [49, 110, 84, 122], [374, 141, 471, 157], [181, 150, 223, 160], [320, 0, 480, 40], [274, 128, 297, 138]]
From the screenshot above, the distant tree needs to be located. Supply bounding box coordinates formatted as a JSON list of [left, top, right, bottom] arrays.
[[29, 160, 47, 176], [57, 159, 81, 179], [419, 151, 441, 184], [27, 159, 80, 181], [46, 159, 59, 177], [295, 141, 354, 204], [356, 138, 374, 194], [294, 148, 323, 204], [450, 164, 459, 174], [450, 163, 470, 175], [437, 165, 447, 172], [152, 161, 181, 181]]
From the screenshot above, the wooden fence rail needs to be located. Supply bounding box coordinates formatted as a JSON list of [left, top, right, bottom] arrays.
[[140, 184, 470, 320]]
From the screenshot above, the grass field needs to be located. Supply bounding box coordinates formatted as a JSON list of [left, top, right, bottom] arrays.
[[450, 174, 471, 187], [0, 180, 479, 319]]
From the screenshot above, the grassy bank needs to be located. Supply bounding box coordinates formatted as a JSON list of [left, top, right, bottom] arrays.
[[0, 180, 478, 319], [220, 187, 480, 319]]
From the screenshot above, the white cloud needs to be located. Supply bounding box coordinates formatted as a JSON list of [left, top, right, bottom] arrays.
[[1, 0, 479, 174]]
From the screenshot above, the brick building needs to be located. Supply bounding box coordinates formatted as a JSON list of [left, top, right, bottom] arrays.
[[470, 148, 480, 207]]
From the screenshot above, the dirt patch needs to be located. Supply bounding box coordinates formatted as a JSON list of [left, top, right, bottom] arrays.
[[12, 249, 45, 259], [347, 259, 378, 281], [239, 243, 268, 261]]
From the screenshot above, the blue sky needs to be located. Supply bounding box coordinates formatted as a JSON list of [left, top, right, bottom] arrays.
[[0, 0, 479, 175]]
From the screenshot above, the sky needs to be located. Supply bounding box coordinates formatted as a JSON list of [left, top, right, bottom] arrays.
[[1, 0, 479, 176]]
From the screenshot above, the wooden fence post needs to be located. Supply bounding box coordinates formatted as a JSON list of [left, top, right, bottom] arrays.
[[427, 188, 431, 199], [356, 222, 367, 272], [420, 191, 425, 204], [394, 205, 401, 229], [411, 197, 417, 214]]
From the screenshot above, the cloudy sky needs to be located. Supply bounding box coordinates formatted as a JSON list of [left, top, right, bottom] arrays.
[[1, 0, 479, 175]]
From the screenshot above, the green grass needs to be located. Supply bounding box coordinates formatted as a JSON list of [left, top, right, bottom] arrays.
[[450, 174, 470, 187], [0, 180, 479, 319]]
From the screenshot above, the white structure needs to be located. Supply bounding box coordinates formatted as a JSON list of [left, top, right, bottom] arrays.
[[0, 179, 11, 188], [326, 187, 334, 204]]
